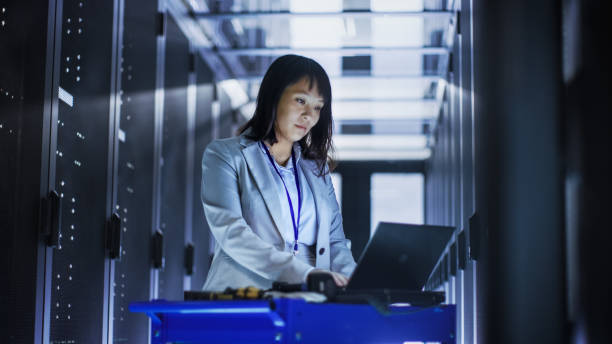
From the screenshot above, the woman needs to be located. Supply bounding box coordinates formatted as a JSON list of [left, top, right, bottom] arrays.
[[201, 54, 356, 291]]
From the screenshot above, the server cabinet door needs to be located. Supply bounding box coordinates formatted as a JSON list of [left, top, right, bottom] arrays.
[[111, 0, 158, 341], [190, 57, 214, 290], [158, 15, 190, 301], [0, 1, 55, 342], [49, 0, 117, 343]]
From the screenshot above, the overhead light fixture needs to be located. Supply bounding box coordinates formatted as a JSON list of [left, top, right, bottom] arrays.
[[333, 134, 430, 160], [289, 0, 342, 13], [371, 0, 424, 12], [332, 100, 438, 120], [334, 134, 427, 150], [218, 79, 249, 110], [335, 149, 431, 161]]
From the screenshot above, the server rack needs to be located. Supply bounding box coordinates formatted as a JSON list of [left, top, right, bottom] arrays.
[[425, 0, 566, 342], [1, 0, 59, 342], [110, 0, 159, 342], [46, 0, 120, 342], [156, 13, 190, 302], [1, 0, 222, 341], [190, 56, 215, 290], [424, 2, 478, 344]]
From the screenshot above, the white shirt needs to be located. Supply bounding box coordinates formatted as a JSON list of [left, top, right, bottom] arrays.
[[259, 142, 318, 247]]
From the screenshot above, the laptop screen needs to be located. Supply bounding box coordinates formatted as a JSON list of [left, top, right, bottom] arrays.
[[347, 222, 454, 291]]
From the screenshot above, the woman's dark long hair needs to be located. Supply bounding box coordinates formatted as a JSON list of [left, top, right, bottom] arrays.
[[239, 54, 335, 176]]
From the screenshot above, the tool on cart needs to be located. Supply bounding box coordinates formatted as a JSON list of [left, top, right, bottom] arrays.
[[184, 272, 335, 301], [184, 286, 265, 300]]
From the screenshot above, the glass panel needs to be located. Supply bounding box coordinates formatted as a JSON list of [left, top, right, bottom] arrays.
[[211, 0, 450, 13], [370, 173, 423, 236], [197, 16, 450, 49]]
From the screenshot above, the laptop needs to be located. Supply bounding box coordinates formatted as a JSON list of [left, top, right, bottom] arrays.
[[186, 222, 454, 306], [341, 222, 454, 295]]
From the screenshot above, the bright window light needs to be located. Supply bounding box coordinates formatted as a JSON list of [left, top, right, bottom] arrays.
[[371, 173, 424, 236]]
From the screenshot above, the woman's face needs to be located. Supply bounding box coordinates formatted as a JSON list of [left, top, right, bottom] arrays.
[[274, 76, 324, 144]]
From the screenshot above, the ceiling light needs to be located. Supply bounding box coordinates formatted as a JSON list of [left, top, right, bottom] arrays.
[[335, 149, 431, 161], [332, 100, 438, 120], [371, 0, 424, 12], [334, 134, 427, 150], [289, 0, 342, 13]]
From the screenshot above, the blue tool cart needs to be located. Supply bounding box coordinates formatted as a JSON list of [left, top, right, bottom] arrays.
[[130, 299, 456, 343]]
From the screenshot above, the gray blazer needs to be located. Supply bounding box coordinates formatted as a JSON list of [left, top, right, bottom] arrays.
[[201, 133, 356, 291]]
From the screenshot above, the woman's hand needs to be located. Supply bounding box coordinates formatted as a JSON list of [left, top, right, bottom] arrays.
[[307, 269, 349, 287]]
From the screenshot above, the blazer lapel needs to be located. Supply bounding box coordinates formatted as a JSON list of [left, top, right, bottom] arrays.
[[240, 137, 287, 241]]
